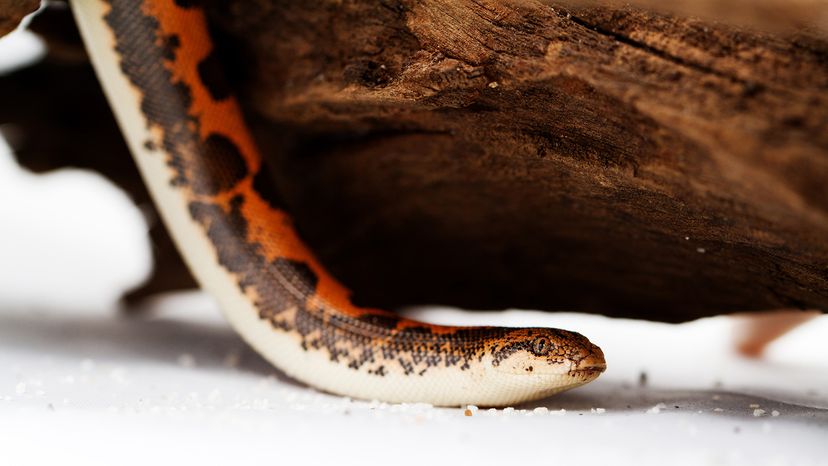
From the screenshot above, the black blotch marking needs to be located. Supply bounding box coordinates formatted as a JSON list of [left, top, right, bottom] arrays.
[[255, 257, 320, 322], [143, 139, 157, 151], [188, 195, 250, 274], [173, 0, 200, 7], [197, 49, 231, 100], [106, 0, 249, 196], [161, 34, 180, 61], [205, 19, 250, 102], [192, 133, 248, 195], [273, 258, 319, 296], [252, 160, 287, 211]]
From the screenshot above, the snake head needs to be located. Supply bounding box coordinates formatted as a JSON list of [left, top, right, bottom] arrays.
[[488, 327, 606, 398]]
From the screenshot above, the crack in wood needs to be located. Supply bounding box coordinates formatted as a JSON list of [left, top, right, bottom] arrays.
[[564, 12, 763, 93]]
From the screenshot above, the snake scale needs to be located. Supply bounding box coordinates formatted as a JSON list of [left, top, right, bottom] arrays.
[[70, 0, 606, 407]]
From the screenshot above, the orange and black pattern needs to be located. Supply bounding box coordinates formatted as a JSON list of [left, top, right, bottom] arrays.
[[102, 0, 602, 381]]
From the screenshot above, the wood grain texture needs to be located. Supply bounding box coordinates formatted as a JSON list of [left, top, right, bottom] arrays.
[[556, 0, 828, 32], [204, 0, 828, 321], [2, 1, 827, 321]]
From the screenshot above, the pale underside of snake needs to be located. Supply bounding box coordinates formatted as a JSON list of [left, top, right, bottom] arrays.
[[70, 0, 606, 407]]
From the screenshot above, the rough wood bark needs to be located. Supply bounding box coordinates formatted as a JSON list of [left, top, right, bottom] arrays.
[[2, 2, 827, 321], [203, 0, 828, 321], [0, 0, 38, 37]]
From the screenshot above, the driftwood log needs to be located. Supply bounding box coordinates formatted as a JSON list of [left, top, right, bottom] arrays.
[[1, 1, 827, 322], [0, 0, 37, 37]]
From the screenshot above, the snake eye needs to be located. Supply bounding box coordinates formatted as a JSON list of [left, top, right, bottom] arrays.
[[531, 337, 551, 356]]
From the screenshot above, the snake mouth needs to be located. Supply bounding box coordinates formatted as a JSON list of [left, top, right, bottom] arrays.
[[568, 366, 606, 379], [568, 343, 606, 379], [565, 363, 605, 387]]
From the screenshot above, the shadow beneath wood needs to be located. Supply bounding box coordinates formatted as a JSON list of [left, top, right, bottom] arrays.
[[522, 381, 828, 426], [0, 306, 304, 388]]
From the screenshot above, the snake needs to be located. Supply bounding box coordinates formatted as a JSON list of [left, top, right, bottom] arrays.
[[70, 0, 606, 407]]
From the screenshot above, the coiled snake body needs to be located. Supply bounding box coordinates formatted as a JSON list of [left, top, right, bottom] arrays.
[[71, 0, 606, 407]]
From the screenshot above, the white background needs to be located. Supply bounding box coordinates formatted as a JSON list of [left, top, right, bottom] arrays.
[[1, 25, 827, 466]]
